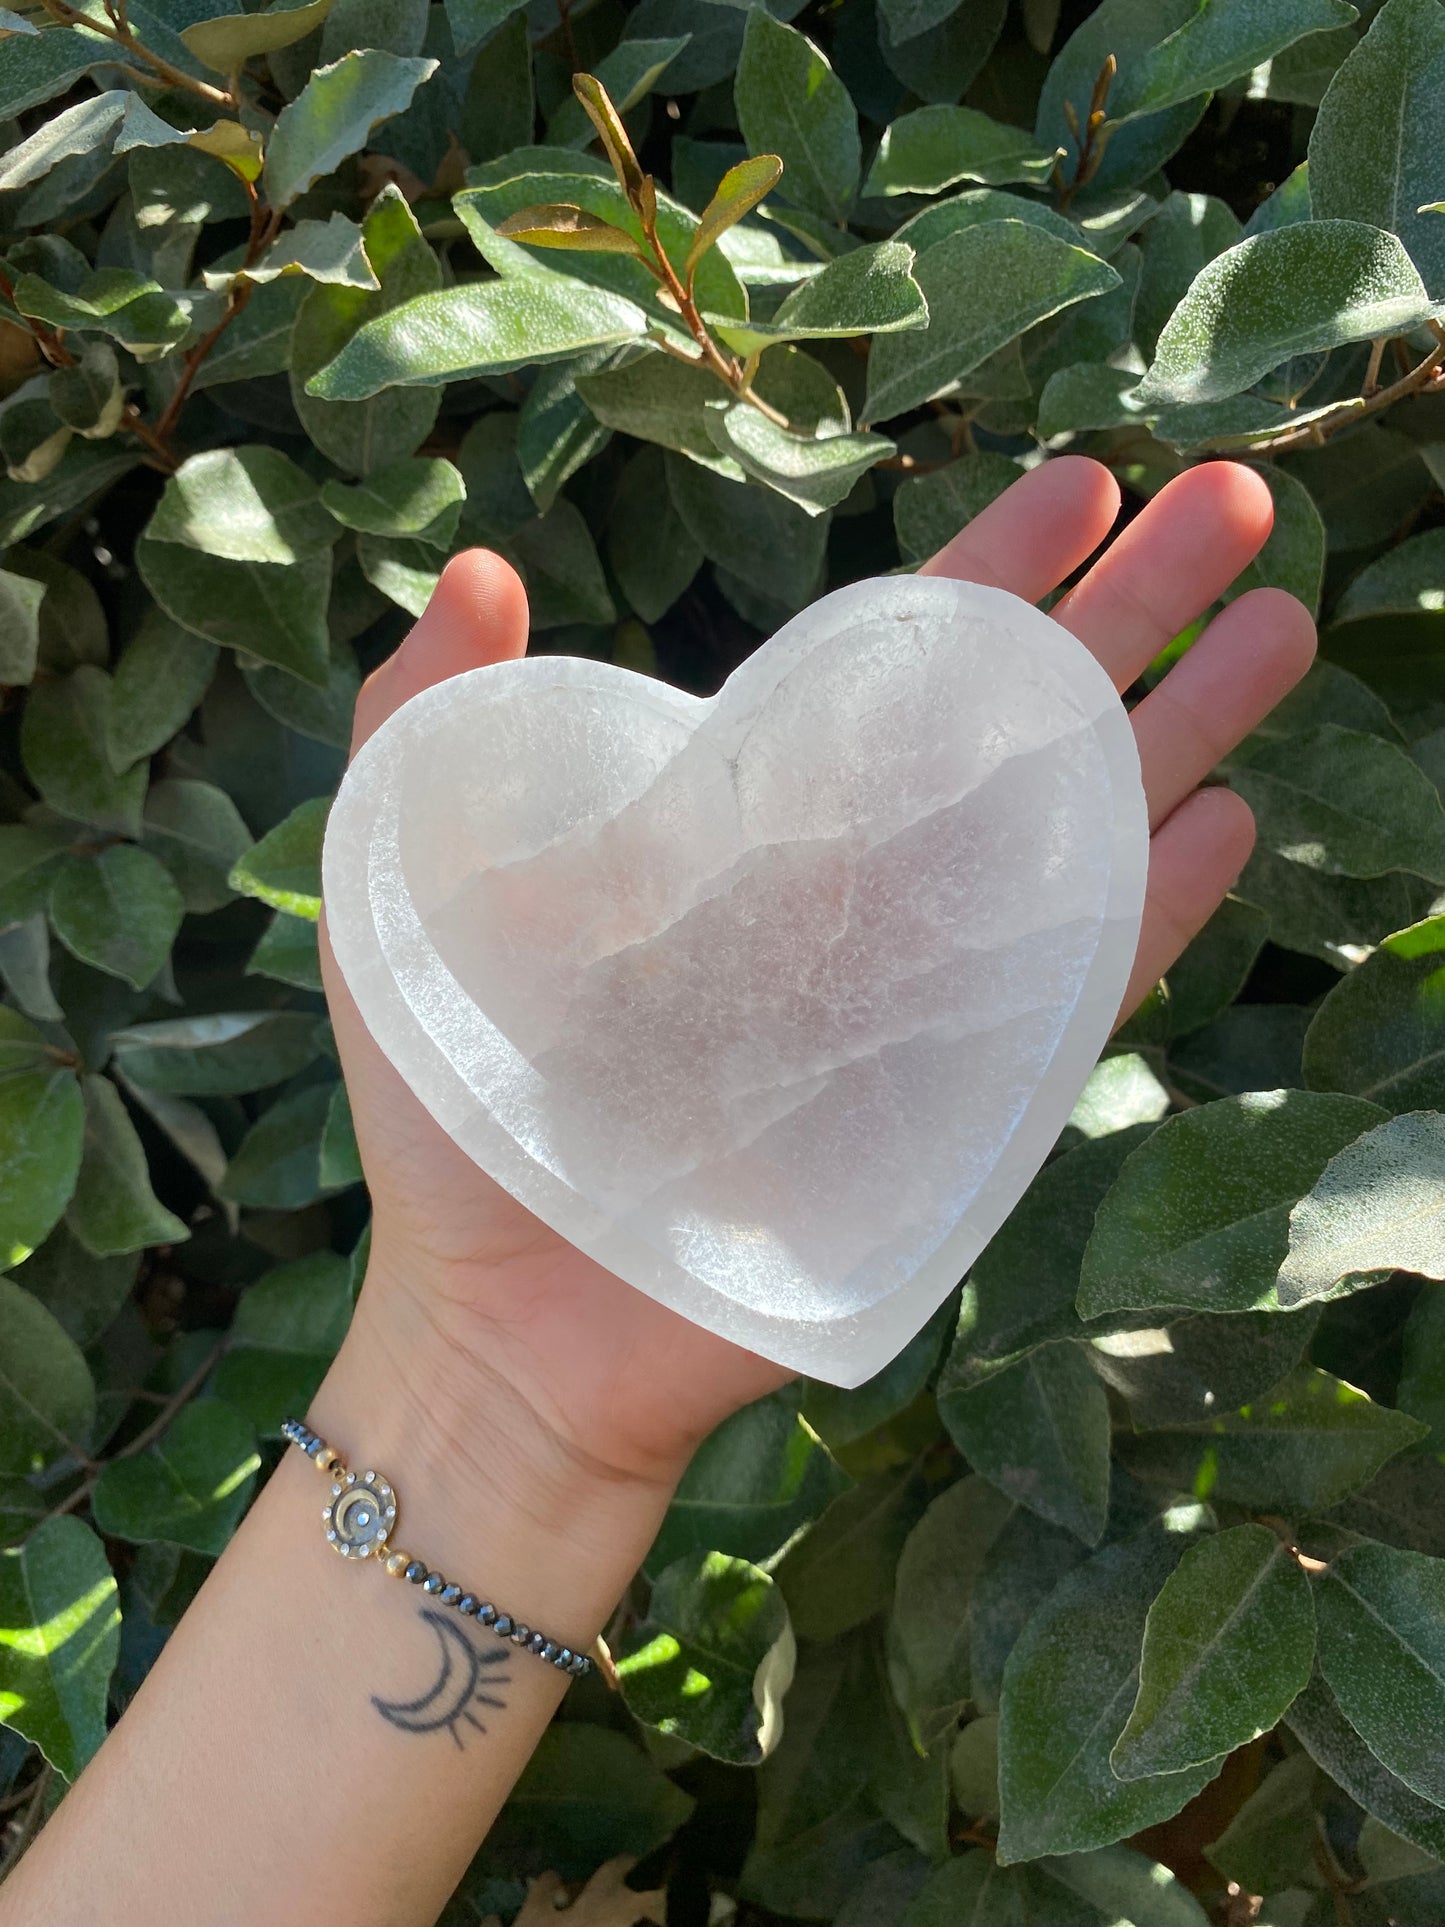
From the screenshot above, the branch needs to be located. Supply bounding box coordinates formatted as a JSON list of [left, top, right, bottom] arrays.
[[1054, 54, 1117, 212], [37, 0, 234, 108], [1223, 330, 1445, 456]]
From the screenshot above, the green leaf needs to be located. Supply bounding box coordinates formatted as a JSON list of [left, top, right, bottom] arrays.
[[940, 1344, 1111, 1545], [1135, 191, 1244, 360], [549, 39, 690, 148], [1115, 0, 1357, 122], [708, 241, 928, 355], [899, 1851, 1027, 1925], [1090, 1306, 1318, 1432], [0, 25, 107, 122], [21, 666, 145, 835], [606, 445, 703, 622], [687, 154, 783, 282], [107, 615, 217, 772], [647, 1395, 847, 1574], [181, 0, 337, 70], [220, 1082, 332, 1209], [321, 456, 463, 548], [1321, 1538, 1445, 1801], [1205, 1748, 1319, 1895], [516, 349, 613, 512], [19, 1223, 135, 1351], [1068, 1053, 1170, 1138], [1111, 1523, 1314, 1779], [0, 1516, 118, 1780], [307, 276, 649, 400], [263, 50, 437, 208], [488, 1723, 693, 1881], [318, 1080, 360, 1189], [505, 500, 614, 628], [864, 106, 1058, 198], [142, 778, 253, 915], [0, 442, 137, 552], [1226, 464, 1326, 618], [0, 1274, 92, 1473], [248, 911, 321, 992], [291, 185, 442, 477], [1303, 916, 1445, 1113], [665, 452, 828, 611], [1118, 1366, 1426, 1511], [210, 1251, 351, 1436], [445, 0, 521, 59], [49, 847, 184, 992], [228, 796, 327, 920], [1310, 0, 1445, 299], [1334, 524, 1445, 636], [578, 349, 738, 473], [1166, 896, 1270, 1038], [1077, 1090, 1388, 1317], [1233, 725, 1445, 883], [92, 1399, 259, 1555], [189, 276, 308, 393], [65, 1074, 186, 1257], [703, 404, 891, 515], [619, 1552, 794, 1765], [1036, 5, 1207, 197], [112, 1012, 319, 1098], [893, 450, 1022, 563], [1279, 1113, 1445, 1307], [1233, 845, 1425, 972], [1289, 1669, 1445, 1860], [775, 1467, 926, 1643], [889, 1475, 1013, 1739], [1136, 222, 1438, 407], [863, 223, 1119, 425], [801, 1293, 956, 1452], [1399, 1284, 1445, 1451], [0, 565, 45, 686], [996, 1530, 1216, 1863], [1030, 1848, 1212, 1925], [493, 202, 650, 258], [946, 1125, 1156, 1388], [48, 340, 122, 440], [146, 447, 338, 568], [242, 212, 379, 291], [135, 536, 332, 689], [735, 11, 859, 224], [12, 266, 188, 359]]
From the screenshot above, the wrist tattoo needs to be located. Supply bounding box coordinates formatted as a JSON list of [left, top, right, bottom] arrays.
[[372, 1605, 512, 1747]]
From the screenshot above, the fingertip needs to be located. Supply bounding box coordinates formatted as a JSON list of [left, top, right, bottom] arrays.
[[1038, 452, 1122, 526], [1190, 459, 1276, 544], [1232, 583, 1319, 679], [352, 549, 531, 754]]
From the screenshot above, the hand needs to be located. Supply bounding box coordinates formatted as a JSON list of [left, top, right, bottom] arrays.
[[322, 457, 1315, 1518]]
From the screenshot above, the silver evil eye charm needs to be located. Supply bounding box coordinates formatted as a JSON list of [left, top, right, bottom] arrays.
[[324, 1468, 398, 1558]]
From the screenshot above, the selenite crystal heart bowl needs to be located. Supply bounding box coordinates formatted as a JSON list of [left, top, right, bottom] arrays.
[[324, 574, 1149, 1386]]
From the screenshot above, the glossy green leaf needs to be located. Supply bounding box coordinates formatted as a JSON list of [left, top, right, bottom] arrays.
[[112, 1013, 319, 1099], [863, 223, 1119, 425], [647, 1395, 847, 1574], [1279, 1112, 1445, 1306], [1115, 0, 1356, 122], [146, 447, 339, 568], [735, 11, 859, 223], [1288, 1670, 1445, 1860], [997, 1530, 1216, 1863], [1136, 222, 1437, 407], [92, 1399, 259, 1555], [709, 241, 928, 354], [704, 404, 891, 515], [0, 1516, 118, 1780], [619, 1552, 794, 1765], [1316, 1541, 1445, 1805], [864, 106, 1057, 198], [687, 154, 783, 281], [665, 452, 828, 611], [49, 847, 184, 992], [135, 535, 332, 689], [182, 0, 336, 70], [1233, 725, 1445, 882], [65, 1075, 186, 1257], [264, 50, 437, 208], [1303, 916, 1445, 1113], [228, 797, 327, 921], [1078, 1090, 1388, 1317], [1310, 0, 1445, 298], [1112, 1524, 1314, 1779], [220, 1083, 332, 1210], [0, 566, 45, 686], [321, 456, 463, 548], [775, 1467, 927, 1643], [1118, 1366, 1426, 1511], [107, 612, 217, 770], [211, 1251, 351, 1437], [0, 1274, 92, 1474], [141, 778, 253, 915], [942, 1344, 1111, 1545]]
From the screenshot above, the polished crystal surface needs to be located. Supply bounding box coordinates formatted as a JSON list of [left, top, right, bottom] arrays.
[[324, 575, 1148, 1385]]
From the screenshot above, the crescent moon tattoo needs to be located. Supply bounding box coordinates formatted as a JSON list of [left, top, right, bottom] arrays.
[[372, 1608, 512, 1747]]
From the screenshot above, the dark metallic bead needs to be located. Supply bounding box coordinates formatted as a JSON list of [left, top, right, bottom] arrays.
[[422, 1572, 446, 1595], [511, 1624, 531, 1645], [571, 1654, 590, 1676], [477, 1604, 497, 1626], [306, 1437, 326, 1457], [405, 1561, 427, 1584], [457, 1595, 480, 1616], [556, 1648, 572, 1668], [493, 1615, 513, 1638], [527, 1632, 547, 1654], [540, 1642, 558, 1662], [439, 1584, 462, 1607]]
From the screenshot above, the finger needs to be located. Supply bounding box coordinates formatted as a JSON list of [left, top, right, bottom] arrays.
[[1054, 462, 1275, 690], [1133, 587, 1317, 829], [920, 454, 1120, 603], [1118, 787, 1257, 1021], [351, 548, 530, 756]]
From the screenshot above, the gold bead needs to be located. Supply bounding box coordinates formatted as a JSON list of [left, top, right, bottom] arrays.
[[384, 1550, 411, 1578], [315, 1447, 343, 1477]]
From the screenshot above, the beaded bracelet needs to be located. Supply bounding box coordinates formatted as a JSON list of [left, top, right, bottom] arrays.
[[281, 1417, 593, 1680]]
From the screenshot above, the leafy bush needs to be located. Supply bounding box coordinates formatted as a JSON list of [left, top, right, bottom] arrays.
[[2, 0, 1445, 1916]]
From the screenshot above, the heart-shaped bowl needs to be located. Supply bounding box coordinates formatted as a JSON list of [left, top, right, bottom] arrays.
[[324, 574, 1148, 1386]]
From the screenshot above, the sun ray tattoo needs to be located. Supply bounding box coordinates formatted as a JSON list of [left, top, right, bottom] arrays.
[[372, 1608, 513, 1747]]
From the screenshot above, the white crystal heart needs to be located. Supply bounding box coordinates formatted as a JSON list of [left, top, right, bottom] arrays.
[[324, 575, 1148, 1386]]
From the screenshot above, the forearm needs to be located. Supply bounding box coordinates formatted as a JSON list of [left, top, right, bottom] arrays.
[[2, 1281, 678, 1927]]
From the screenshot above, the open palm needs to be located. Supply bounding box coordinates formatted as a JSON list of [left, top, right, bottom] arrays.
[[322, 456, 1316, 1494]]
